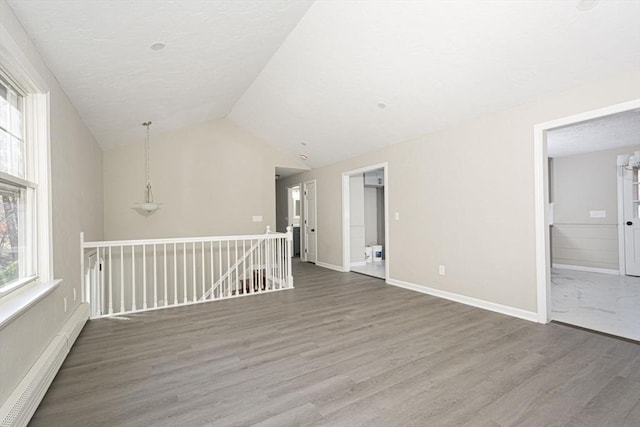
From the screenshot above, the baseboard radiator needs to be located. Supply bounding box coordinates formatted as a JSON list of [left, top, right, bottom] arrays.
[[0, 303, 89, 427]]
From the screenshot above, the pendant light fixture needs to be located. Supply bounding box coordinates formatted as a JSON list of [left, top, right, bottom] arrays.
[[134, 121, 161, 215]]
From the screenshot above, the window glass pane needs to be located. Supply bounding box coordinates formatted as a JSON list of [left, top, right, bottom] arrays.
[[11, 136, 25, 178], [0, 129, 9, 174], [0, 84, 7, 131], [9, 91, 23, 139], [0, 183, 25, 289]]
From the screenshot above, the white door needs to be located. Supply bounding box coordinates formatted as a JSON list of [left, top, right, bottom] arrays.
[[304, 181, 317, 263], [623, 165, 640, 276]]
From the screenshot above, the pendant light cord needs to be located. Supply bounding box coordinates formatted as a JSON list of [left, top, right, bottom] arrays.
[[143, 121, 154, 203]]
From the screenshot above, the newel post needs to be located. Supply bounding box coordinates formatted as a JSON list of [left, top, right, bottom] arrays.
[[80, 232, 85, 303], [286, 226, 294, 288]]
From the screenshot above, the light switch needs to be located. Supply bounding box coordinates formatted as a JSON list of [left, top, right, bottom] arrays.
[[394, 212, 400, 221], [252, 216, 263, 222], [590, 210, 606, 218]]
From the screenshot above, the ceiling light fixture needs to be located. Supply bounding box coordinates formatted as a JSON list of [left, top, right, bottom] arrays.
[[299, 154, 308, 161], [134, 121, 162, 215], [150, 42, 166, 51], [576, 0, 598, 11]]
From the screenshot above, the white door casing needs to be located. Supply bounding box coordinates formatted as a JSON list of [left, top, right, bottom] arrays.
[[303, 180, 317, 263], [623, 163, 640, 276]]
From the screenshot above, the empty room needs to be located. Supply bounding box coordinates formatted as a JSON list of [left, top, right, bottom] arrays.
[[1, 1, 639, 426]]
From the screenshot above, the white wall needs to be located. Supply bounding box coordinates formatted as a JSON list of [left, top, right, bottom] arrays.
[[0, 0, 103, 407], [552, 146, 639, 270], [279, 71, 640, 313], [103, 118, 306, 240]]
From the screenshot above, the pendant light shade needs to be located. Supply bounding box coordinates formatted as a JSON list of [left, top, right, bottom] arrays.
[[134, 121, 162, 215]]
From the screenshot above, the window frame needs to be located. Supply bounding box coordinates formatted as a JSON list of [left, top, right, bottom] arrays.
[[0, 56, 52, 298]]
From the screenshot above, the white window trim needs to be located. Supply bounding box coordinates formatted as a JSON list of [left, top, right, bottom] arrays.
[[0, 26, 53, 299]]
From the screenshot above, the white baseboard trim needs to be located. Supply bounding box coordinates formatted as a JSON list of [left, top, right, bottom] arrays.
[[552, 263, 619, 276], [386, 278, 539, 323], [316, 261, 346, 272], [0, 303, 89, 427], [350, 261, 367, 267]]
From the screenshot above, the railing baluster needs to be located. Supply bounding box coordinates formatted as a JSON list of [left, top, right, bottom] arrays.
[[201, 242, 205, 298], [153, 244, 158, 308], [210, 241, 214, 300], [234, 240, 238, 296], [192, 242, 197, 302], [183, 242, 187, 304], [227, 240, 231, 297], [131, 245, 136, 311], [242, 239, 246, 296], [218, 241, 222, 299], [120, 246, 124, 313], [97, 247, 102, 316], [108, 246, 113, 314], [173, 243, 178, 305], [250, 239, 254, 294], [142, 245, 147, 310], [163, 244, 168, 307]]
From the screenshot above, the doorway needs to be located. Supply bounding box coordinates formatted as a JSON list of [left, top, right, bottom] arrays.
[[287, 184, 301, 257], [534, 99, 640, 340], [342, 163, 389, 280], [303, 180, 317, 263]]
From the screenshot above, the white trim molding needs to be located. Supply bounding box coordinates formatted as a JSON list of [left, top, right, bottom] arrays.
[[0, 302, 88, 427], [533, 99, 640, 324], [316, 261, 346, 273], [342, 162, 390, 281], [387, 278, 539, 323], [552, 264, 619, 276]]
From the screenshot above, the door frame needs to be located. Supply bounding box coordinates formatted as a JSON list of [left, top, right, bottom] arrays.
[[533, 99, 640, 323], [286, 183, 302, 228], [302, 179, 317, 263], [342, 162, 389, 281]]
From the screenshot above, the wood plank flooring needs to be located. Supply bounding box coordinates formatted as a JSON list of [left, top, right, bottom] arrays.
[[30, 261, 640, 426]]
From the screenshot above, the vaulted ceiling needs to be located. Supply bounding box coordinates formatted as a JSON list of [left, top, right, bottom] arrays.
[[8, 0, 640, 167]]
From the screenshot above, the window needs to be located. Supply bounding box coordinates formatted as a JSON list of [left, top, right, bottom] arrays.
[[0, 72, 37, 291]]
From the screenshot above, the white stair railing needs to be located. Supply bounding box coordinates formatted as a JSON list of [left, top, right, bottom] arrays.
[[81, 226, 293, 319]]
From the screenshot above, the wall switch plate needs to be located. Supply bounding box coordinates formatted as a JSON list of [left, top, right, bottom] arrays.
[[73, 288, 77, 301], [252, 215, 263, 222], [394, 212, 400, 221], [63, 297, 68, 313], [590, 210, 606, 218], [439, 265, 446, 275]]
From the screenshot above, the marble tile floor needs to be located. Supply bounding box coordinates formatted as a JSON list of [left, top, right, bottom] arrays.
[[551, 268, 640, 341], [351, 261, 386, 279]]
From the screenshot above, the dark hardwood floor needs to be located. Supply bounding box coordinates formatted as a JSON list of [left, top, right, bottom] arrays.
[[30, 261, 640, 426]]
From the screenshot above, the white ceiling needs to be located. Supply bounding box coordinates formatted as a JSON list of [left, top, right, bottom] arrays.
[[7, 0, 313, 149], [547, 109, 640, 158], [7, 1, 640, 166]]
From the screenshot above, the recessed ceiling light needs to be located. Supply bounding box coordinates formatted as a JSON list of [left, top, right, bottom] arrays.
[[299, 154, 308, 160], [150, 42, 166, 51], [576, 0, 598, 11], [377, 102, 387, 109]]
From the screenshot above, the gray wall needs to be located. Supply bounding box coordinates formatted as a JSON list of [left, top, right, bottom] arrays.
[[551, 145, 639, 270], [278, 70, 640, 313], [0, 0, 103, 407], [349, 175, 365, 263]]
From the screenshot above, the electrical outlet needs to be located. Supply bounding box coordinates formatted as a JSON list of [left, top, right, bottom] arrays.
[[63, 297, 68, 313], [394, 212, 400, 221], [438, 265, 446, 276], [73, 288, 77, 301]]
